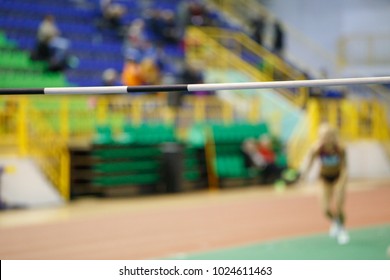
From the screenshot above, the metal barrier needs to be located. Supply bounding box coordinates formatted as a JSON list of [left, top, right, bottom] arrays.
[[208, 0, 337, 76], [185, 26, 309, 107], [0, 97, 18, 154], [1, 92, 389, 194], [1, 95, 253, 140], [0, 97, 70, 200], [338, 34, 390, 70], [0, 94, 258, 199]]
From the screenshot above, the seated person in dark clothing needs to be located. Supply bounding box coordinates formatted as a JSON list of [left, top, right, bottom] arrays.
[[241, 138, 265, 170], [31, 14, 72, 72], [31, 14, 58, 61], [100, 0, 126, 35], [241, 136, 282, 184], [257, 135, 283, 184]]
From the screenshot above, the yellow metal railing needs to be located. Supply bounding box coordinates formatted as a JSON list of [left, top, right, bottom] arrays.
[[185, 26, 308, 107], [186, 27, 266, 80], [338, 34, 390, 69], [0, 96, 70, 200], [1, 95, 251, 141], [209, 0, 337, 76], [26, 99, 70, 200], [0, 97, 19, 153], [0, 94, 256, 199], [2, 93, 389, 192]]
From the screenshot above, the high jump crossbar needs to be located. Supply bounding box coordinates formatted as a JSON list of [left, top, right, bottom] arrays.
[[0, 76, 389, 95]]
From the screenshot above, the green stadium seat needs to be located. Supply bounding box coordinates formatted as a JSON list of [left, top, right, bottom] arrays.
[[0, 32, 69, 88], [116, 123, 176, 145], [93, 124, 114, 144], [210, 122, 287, 182], [186, 124, 207, 147]]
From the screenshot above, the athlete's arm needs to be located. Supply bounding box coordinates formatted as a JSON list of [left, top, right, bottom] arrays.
[[300, 143, 320, 181]]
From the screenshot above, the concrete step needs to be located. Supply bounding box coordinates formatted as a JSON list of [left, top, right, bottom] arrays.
[[0, 157, 64, 209]]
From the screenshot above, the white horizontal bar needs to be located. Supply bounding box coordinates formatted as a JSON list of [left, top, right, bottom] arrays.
[[188, 76, 390, 92], [44, 86, 128, 95]]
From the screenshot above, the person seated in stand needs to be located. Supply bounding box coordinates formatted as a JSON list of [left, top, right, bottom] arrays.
[[139, 58, 161, 85], [121, 49, 143, 86], [102, 68, 121, 86], [100, 0, 127, 36], [241, 138, 265, 170], [256, 135, 283, 184], [31, 14, 72, 72], [31, 14, 58, 61]]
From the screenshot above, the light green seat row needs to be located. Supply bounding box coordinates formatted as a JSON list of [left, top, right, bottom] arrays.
[[212, 123, 269, 143], [93, 123, 176, 145], [214, 155, 249, 178], [0, 72, 68, 88]]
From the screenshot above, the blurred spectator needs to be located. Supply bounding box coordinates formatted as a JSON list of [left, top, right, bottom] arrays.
[[102, 68, 120, 86], [177, 0, 214, 28], [145, 9, 180, 46], [160, 10, 180, 44], [140, 39, 158, 60], [141, 41, 169, 74], [140, 58, 161, 85], [179, 62, 203, 84], [31, 14, 59, 61], [257, 135, 276, 164], [177, 1, 190, 38], [121, 49, 143, 86], [179, 62, 210, 95], [125, 18, 147, 50], [250, 15, 265, 46], [273, 20, 285, 56], [188, 0, 211, 26], [241, 138, 266, 170], [257, 135, 283, 184], [144, 9, 162, 41], [242, 135, 283, 184], [31, 15, 72, 72], [100, 0, 126, 36]]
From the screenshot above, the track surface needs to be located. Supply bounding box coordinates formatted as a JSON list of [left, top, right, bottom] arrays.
[[170, 224, 390, 260], [0, 180, 389, 259]]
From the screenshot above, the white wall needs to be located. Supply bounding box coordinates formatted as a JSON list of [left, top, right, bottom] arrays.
[[342, 0, 390, 35], [265, 0, 343, 51], [261, 0, 390, 76], [0, 157, 64, 208]]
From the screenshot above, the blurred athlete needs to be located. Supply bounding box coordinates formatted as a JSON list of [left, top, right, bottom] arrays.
[[302, 123, 349, 244]]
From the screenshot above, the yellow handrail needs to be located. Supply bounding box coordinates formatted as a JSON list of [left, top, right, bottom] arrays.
[[0, 96, 70, 200], [186, 28, 267, 81], [17, 97, 28, 156], [209, 0, 337, 75], [338, 34, 390, 69], [1, 93, 389, 193], [197, 27, 303, 80], [185, 26, 309, 107], [28, 104, 70, 200]]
